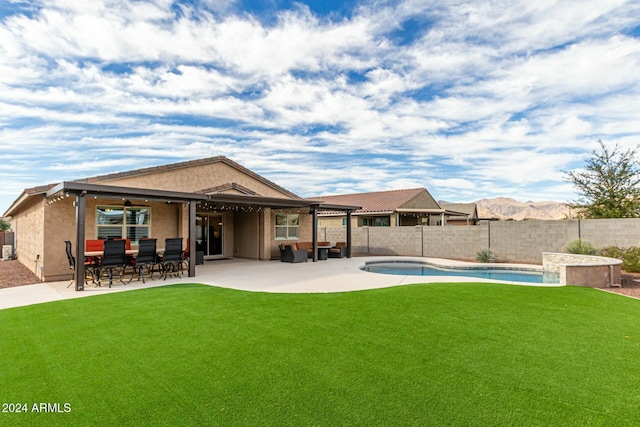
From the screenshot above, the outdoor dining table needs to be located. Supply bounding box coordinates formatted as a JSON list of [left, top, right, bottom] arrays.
[[84, 248, 165, 257], [85, 249, 138, 258], [83, 248, 167, 285]]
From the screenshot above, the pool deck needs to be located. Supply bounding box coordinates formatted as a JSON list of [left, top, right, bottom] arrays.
[[0, 256, 560, 311]]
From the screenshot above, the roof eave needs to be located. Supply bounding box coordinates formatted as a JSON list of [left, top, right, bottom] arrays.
[[3, 191, 31, 218], [395, 208, 446, 213], [45, 182, 358, 211], [47, 182, 209, 203]]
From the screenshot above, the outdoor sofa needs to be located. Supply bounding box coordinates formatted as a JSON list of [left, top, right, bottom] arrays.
[[328, 242, 347, 258], [296, 241, 332, 258]]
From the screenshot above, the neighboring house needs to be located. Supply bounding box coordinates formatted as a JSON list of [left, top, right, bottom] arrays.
[[439, 203, 479, 225], [4, 157, 357, 284], [313, 188, 471, 227]]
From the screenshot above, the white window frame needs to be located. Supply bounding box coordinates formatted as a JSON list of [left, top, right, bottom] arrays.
[[96, 205, 151, 244], [275, 213, 299, 240]]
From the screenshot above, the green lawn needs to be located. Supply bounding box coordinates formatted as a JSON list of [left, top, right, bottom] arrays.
[[1, 283, 639, 426]]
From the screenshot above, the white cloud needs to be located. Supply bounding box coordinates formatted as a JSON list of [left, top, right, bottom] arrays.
[[1, 0, 640, 212]]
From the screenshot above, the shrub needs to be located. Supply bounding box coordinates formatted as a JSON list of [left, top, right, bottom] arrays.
[[601, 246, 625, 260], [622, 247, 640, 273], [600, 246, 640, 273], [476, 249, 496, 263], [564, 239, 599, 255]]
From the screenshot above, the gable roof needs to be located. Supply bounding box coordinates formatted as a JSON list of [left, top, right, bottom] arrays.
[[440, 203, 478, 218], [313, 188, 441, 214], [74, 156, 300, 200], [4, 157, 301, 217], [196, 182, 258, 196]]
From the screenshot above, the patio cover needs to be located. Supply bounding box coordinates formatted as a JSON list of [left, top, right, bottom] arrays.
[[46, 182, 360, 290]]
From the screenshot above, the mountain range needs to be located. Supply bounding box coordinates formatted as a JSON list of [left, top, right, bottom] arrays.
[[445, 197, 574, 221]]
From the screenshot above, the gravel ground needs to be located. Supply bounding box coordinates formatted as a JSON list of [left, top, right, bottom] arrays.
[[0, 260, 42, 289], [1, 258, 639, 298]]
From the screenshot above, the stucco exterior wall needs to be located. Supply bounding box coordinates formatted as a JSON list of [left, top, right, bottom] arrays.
[[234, 211, 260, 259], [39, 198, 183, 281], [318, 216, 344, 228], [43, 199, 76, 281], [11, 197, 46, 279], [96, 162, 291, 198], [269, 209, 314, 259], [259, 209, 272, 260]]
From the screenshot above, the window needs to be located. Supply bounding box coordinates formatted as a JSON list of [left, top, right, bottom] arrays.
[[362, 216, 390, 227], [275, 213, 299, 240], [97, 206, 151, 244]]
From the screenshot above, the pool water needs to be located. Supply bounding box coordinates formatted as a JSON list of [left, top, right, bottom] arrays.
[[361, 262, 559, 284]]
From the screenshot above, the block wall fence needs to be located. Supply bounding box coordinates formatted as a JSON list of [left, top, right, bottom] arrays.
[[318, 218, 640, 264]]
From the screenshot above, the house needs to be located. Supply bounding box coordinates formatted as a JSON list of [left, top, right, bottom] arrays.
[[314, 188, 471, 227], [439, 203, 479, 225], [3, 157, 358, 288]]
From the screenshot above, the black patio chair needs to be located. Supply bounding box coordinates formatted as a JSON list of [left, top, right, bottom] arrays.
[[279, 244, 307, 263], [131, 238, 158, 283], [160, 238, 186, 279], [98, 239, 129, 287], [65, 240, 98, 288]]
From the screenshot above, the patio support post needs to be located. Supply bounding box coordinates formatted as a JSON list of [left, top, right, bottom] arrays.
[[346, 210, 353, 258], [74, 192, 86, 291], [312, 208, 318, 262], [188, 201, 196, 277]]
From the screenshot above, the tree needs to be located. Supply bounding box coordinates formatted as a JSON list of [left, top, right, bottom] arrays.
[[565, 140, 640, 218], [0, 218, 10, 232]]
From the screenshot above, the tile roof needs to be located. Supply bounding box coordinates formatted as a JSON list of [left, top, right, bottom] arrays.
[[73, 156, 300, 199], [4, 157, 299, 217], [314, 188, 434, 213]]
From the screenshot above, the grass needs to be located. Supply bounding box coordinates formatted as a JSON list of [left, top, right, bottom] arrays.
[[1, 283, 639, 426]]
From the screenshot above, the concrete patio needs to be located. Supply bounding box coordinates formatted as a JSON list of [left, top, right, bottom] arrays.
[[0, 256, 555, 311]]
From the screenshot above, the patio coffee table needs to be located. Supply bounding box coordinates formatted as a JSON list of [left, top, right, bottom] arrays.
[[317, 245, 332, 261]]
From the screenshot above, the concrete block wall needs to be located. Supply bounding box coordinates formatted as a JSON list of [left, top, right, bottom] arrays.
[[490, 220, 576, 263], [368, 226, 422, 256], [318, 227, 347, 244], [320, 218, 640, 264], [580, 218, 640, 248], [422, 225, 486, 260]]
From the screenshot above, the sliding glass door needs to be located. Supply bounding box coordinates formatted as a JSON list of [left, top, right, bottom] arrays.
[[196, 214, 224, 259]]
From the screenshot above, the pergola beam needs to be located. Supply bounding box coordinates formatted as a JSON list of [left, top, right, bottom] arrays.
[[55, 181, 361, 283]]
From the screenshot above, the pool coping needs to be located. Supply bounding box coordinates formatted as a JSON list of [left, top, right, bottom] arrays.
[[364, 258, 546, 272], [362, 258, 560, 285]]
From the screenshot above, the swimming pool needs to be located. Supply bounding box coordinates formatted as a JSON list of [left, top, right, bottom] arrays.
[[361, 261, 560, 284]]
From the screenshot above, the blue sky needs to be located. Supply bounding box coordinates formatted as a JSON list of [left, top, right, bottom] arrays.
[[2, 0, 640, 214]]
